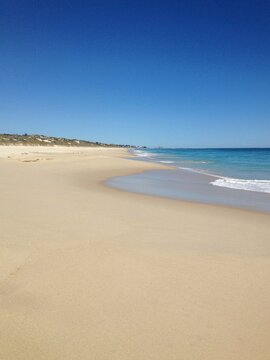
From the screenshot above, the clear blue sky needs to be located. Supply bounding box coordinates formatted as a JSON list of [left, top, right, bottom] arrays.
[[1, 0, 270, 147]]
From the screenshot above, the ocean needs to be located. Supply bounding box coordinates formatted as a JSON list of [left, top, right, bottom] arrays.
[[134, 148, 270, 193], [107, 148, 270, 212]]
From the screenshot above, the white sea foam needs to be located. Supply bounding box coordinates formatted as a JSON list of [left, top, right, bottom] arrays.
[[212, 177, 270, 194], [133, 150, 155, 158], [179, 167, 210, 175], [185, 160, 209, 164], [160, 160, 174, 164], [179, 167, 197, 172]]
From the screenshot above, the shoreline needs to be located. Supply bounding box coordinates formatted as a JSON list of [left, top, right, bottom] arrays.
[[106, 150, 270, 213], [131, 148, 270, 194], [1, 145, 270, 360], [105, 172, 270, 215]]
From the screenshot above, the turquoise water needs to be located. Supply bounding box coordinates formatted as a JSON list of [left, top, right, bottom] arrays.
[[134, 148, 270, 193]]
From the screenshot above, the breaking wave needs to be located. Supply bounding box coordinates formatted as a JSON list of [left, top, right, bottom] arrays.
[[133, 150, 155, 158], [211, 177, 270, 194]]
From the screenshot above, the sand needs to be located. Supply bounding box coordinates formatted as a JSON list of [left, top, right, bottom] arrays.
[[0, 145, 270, 360]]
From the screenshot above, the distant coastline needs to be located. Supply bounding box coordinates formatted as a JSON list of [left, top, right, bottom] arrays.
[[0, 133, 134, 148]]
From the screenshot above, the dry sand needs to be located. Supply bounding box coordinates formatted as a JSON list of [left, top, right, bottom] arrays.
[[0, 145, 270, 360]]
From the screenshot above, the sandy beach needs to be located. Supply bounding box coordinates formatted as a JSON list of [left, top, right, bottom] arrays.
[[0, 145, 270, 360]]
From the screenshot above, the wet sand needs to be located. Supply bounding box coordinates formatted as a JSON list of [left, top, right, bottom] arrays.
[[107, 168, 270, 212]]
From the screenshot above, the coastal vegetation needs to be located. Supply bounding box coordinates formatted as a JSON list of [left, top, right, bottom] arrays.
[[0, 133, 134, 148]]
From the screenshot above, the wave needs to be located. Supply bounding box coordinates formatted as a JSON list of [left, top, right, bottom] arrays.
[[133, 150, 156, 158], [184, 160, 209, 164], [211, 177, 270, 194], [178, 167, 211, 175], [160, 160, 174, 164]]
